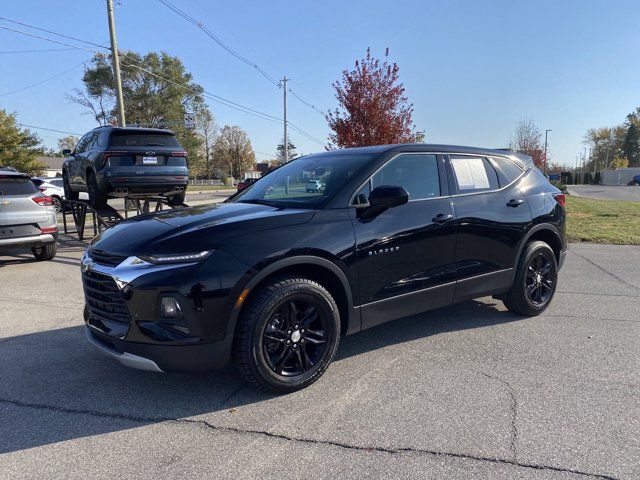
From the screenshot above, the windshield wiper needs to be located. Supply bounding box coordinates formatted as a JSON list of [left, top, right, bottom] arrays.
[[237, 198, 282, 207]]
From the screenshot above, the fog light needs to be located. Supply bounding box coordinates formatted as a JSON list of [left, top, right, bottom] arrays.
[[160, 297, 182, 318]]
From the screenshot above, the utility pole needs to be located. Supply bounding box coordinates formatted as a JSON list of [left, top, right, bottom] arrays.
[[107, 0, 126, 127], [543, 129, 551, 174], [281, 76, 288, 163]]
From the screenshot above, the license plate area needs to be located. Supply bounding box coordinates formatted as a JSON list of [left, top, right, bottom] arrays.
[[136, 156, 166, 166], [0, 224, 40, 239]]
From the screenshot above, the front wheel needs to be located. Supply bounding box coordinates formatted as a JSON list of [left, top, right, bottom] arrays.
[[503, 240, 558, 316], [233, 277, 340, 393]]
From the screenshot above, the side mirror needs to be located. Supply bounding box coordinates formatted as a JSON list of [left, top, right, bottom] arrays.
[[369, 185, 409, 209], [62, 149, 72, 156], [358, 185, 409, 219]]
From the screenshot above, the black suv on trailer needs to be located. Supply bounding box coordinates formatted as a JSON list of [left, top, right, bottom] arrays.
[[82, 144, 566, 392], [63, 127, 189, 208]]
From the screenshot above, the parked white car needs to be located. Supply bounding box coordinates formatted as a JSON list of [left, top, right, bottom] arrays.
[[32, 177, 87, 212]]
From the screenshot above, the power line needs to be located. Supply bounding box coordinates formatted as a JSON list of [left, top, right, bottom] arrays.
[[0, 15, 106, 49], [0, 25, 101, 53], [157, 0, 279, 86], [156, 0, 325, 117], [18, 123, 82, 136], [1, 16, 326, 147], [0, 47, 76, 54], [0, 61, 87, 97]]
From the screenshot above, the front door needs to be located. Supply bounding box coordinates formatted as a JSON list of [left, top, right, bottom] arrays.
[[351, 153, 458, 329]]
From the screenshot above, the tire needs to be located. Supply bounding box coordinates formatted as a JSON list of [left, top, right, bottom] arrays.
[[63, 171, 78, 201], [233, 277, 341, 393], [31, 242, 57, 261], [503, 240, 558, 316], [51, 196, 62, 213], [167, 191, 186, 207], [86, 171, 107, 209]]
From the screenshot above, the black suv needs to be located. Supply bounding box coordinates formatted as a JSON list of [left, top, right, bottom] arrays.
[[82, 144, 566, 392], [63, 127, 189, 208]]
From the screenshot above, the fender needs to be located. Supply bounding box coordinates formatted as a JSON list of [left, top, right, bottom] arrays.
[[509, 222, 564, 283], [225, 255, 359, 342]]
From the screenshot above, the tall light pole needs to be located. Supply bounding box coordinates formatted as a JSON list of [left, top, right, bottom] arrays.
[[280, 76, 288, 163], [107, 0, 126, 127], [543, 129, 551, 174]]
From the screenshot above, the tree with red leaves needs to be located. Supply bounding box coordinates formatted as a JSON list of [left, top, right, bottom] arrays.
[[326, 48, 423, 149], [510, 116, 547, 169]]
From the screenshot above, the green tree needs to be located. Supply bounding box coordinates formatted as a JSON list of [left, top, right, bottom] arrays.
[[622, 111, 640, 166], [193, 109, 218, 179], [275, 139, 299, 165], [0, 109, 45, 175], [213, 125, 256, 180], [57, 135, 79, 155], [69, 51, 209, 162]]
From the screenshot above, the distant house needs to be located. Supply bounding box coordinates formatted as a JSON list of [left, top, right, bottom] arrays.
[[37, 156, 64, 177]]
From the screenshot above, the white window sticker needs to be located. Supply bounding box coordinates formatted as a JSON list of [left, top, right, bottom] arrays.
[[451, 158, 490, 190]]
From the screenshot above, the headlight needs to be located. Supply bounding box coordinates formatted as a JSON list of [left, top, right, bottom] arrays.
[[138, 250, 213, 264]]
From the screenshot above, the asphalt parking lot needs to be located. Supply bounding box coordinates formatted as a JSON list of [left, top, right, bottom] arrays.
[[1, 240, 638, 479], [567, 185, 640, 202]]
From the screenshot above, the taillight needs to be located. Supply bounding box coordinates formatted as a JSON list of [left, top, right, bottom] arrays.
[[553, 193, 566, 207], [32, 195, 53, 206], [102, 151, 128, 166], [171, 151, 187, 157], [40, 226, 57, 234]]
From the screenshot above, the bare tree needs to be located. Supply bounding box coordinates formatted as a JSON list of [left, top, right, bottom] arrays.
[[195, 110, 218, 179], [213, 125, 256, 180], [510, 116, 546, 169]]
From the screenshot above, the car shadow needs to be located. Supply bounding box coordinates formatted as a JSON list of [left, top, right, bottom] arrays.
[[0, 299, 525, 454]]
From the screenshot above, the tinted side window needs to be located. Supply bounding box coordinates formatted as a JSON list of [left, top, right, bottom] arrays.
[[450, 157, 499, 193], [74, 134, 91, 154], [371, 154, 440, 201], [490, 157, 524, 186], [95, 130, 108, 149]]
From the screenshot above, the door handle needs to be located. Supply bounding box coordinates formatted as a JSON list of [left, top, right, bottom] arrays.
[[432, 213, 454, 223], [506, 199, 524, 207]]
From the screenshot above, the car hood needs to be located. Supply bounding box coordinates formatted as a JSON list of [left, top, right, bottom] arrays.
[[90, 202, 316, 256]]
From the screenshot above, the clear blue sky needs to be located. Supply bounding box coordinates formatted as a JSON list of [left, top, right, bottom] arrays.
[[1, 0, 639, 166]]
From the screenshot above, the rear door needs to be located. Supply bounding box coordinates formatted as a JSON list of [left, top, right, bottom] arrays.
[[352, 153, 458, 329], [0, 176, 48, 239], [447, 155, 531, 301]]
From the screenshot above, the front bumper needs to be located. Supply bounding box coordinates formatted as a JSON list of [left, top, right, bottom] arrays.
[[85, 325, 232, 372], [81, 251, 245, 372]]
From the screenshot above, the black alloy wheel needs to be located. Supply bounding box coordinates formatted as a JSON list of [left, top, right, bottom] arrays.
[[234, 277, 340, 393], [525, 251, 555, 305], [503, 240, 558, 316], [262, 298, 329, 376]]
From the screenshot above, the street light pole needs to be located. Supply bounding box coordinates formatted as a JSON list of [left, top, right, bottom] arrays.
[[280, 76, 288, 163], [544, 129, 551, 174], [106, 0, 126, 127]]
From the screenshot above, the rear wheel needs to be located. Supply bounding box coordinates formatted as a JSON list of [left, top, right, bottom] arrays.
[[503, 241, 557, 316], [63, 171, 78, 201], [233, 277, 340, 393], [32, 242, 56, 261], [86, 171, 107, 209], [167, 191, 186, 207]]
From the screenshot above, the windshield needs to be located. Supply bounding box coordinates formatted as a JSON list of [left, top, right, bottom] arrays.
[[231, 153, 374, 208]]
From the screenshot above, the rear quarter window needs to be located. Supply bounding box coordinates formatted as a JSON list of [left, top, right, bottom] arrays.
[[110, 133, 180, 148], [490, 157, 524, 186], [0, 177, 38, 195]]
